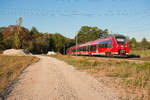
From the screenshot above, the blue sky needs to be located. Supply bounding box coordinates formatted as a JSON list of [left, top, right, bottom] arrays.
[[0, 0, 150, 41]]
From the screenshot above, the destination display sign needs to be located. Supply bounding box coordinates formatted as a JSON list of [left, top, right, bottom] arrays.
[[117, 38, 125, 42]]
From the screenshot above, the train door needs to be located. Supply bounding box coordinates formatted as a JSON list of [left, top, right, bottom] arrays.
[[96, 44, 99, 54]]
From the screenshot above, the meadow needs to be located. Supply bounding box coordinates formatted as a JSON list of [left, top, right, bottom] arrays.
[[0, 55, 39, 97], [130, 50, 150, 58], [49, 53, 150, 100]]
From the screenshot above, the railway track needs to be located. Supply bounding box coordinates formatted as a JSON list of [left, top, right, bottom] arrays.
[[89, 55, 150, 62], [67, 54, 150, 62], [127, 57, 150, 61]]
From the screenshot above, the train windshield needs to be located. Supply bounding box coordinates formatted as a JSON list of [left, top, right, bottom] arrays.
[[115, 36, 127, 45]]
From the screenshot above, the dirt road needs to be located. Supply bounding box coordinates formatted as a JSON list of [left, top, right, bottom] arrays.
[[6, 55, 119, 100]]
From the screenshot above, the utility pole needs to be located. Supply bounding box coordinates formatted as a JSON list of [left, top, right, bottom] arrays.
[[111, 31, 113, 34], [64, 44, 65, 55], [76, 32, 78, 56]]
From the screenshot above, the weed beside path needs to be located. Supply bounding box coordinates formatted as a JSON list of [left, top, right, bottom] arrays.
[[0, 55, 39, 97]]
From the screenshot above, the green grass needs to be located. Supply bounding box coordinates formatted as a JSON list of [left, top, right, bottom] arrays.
[[0, 55, 39, 97], [130, 50, 150, 58]]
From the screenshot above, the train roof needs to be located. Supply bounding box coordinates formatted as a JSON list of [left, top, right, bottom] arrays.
[[67, 34, 127, 50], [87, 36, 112, 46], [68, 36, 114, 49]]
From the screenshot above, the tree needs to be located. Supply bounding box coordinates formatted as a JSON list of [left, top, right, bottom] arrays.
[[28, 27, 45, 53], [26, 41, 34, 52], [129, 37, 137, 49], [141, 37, 149, 49], [15, 17, 22, 49], [33, 35, 49, 54], [51, 33, 66, 53], [102, 29, 109, 37], [15, 32, 21, 49], [1, 25, 31, 49], [49, 33, 75, 54], [76, 26, 104, 44], [0, 29, 4, 50], [30, 27, 40, 38], [0, 29, 2, 41]]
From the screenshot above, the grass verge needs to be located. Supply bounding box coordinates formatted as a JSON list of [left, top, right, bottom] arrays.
[[130, 50, 150, 58], [0, 55, 39, 97], [49, 55, 150, 100]]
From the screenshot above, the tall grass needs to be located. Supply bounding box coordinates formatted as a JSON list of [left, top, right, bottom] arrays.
[[50, 55, 150, 99], [130, 50, 150, 58], [51, 55, 150, 88], [0, 55, 39, 97]]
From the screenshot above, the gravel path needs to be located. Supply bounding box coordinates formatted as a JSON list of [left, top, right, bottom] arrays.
[[6, 55, 119, 100]]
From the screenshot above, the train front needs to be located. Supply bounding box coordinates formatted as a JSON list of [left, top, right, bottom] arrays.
[[114, 35, 129, 55]]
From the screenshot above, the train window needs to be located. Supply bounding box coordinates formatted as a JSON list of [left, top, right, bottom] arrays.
[[77, 48, 80, 52], [81, 47, 83, 51], [101, 44, 102, 48], [101, 44, 103, 48], [89, 46, 91, 51], [94, 45, 96, 51], [84, 47, 86, 51], [115, 35, 127, 45], [91, 46, 92, 51], [99, 44, 101, 48], [102, 44, 104, 48], [108, 41, 112, 47], [83, 47, 85, 51], [90, 45, 96, 51], [85, 46, 87, 51], [88, 46, 90, 51], [98, 40, 112, 48], [90, 46, 92, 51]]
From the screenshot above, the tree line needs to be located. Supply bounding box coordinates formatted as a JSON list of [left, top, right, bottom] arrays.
[[0, 25, 76, 54], [129, 37, 150, 50], [0, 18, 149, 54]]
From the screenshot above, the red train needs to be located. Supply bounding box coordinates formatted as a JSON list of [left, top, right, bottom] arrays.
[[66, 35, 129, 56]]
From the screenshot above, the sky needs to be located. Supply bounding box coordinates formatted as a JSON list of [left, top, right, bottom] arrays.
[[0, 0, 150, 41]]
